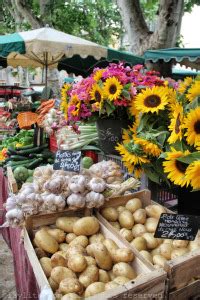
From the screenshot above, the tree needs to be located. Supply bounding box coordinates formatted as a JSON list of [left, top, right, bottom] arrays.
[[116, 0, 200, 56]]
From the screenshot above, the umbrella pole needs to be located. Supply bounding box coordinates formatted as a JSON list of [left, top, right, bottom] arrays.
[[45, 52, 48, 99]]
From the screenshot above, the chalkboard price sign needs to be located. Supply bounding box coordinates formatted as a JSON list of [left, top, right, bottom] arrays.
[[53, 150, 81, 172], [154, 213, 199, 241]]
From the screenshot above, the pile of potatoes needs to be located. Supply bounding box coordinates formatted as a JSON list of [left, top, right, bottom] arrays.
[[33, 215, 138, 299], [100, 198, 200, 269]]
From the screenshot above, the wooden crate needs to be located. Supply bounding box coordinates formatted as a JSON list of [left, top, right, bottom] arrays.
[[24, 208, 167, 300], [96, 189, 200, 295], [7, 166, 18, 193], [168, 279, 200, 300]]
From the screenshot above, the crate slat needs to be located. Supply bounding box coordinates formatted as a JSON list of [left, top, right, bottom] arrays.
[[7, 166, 18, 194]]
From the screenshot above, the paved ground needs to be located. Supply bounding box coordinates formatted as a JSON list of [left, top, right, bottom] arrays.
[[0, 235, 17, 300]]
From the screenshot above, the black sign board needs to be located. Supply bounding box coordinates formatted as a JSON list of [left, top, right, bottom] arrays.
[[53, 150, 81, 172], [154, 213, 199, 241]]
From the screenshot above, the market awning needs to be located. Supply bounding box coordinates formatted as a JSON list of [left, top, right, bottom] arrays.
[[144, 48, 200, 70]]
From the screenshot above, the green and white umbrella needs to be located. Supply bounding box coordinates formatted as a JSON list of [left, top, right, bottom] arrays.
[[0, 26, 107, 88]]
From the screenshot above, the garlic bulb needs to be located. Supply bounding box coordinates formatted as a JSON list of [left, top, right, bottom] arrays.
[[87, 177, 106, 193], [85, 191, 105, 208], [44, 176, 66, 194], [6, 209, 24, 226], [69, 175, 87, 193], [5, 194, 18, 211], [67, 193, 85, 209]]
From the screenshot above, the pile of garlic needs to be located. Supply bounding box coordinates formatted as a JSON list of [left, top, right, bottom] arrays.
[[4, 161, 140, 227]]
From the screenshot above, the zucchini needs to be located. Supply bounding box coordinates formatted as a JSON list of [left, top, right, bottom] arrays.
[[27, 158, 43, 169], [15, 144, 34, 150], [10, 155, 29, 161], [8, 158, 35, 167], [7, 147, 18, 155], [18, 144, 48, 156]]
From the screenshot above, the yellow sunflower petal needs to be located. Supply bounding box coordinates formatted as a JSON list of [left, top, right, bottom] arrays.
[[135, 137, 162, 157], [168, 102, 184, 144], [103, 77, 123, 101], [185, 161, 200, 190], [186, 80, 200, 102], [184, 107, 200, 147], [178, 77, 193, 94]]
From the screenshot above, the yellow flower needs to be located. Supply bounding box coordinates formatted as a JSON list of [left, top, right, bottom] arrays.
[[71, 101, 81, 116], [103, 77, 123, 101], [186, 80, 200, 102], [61, 83, 71, 101], [168, 102, 184, 144], [93, 69, 105, 81], [184, 107, 200, 147], [115, 143, 149, 166], [185, 161, 200, 190], [167, 88, 177, 113], [129, 98, 139, 117], [135, 86, 169, 114], [178, 77, 193, 94], [90, 83, 104, 109], [163, 148, 190, 187], [135, 137, 162, 157]]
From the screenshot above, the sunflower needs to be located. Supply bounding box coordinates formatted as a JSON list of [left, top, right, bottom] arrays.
[[135, 86, 169, 114], [115, 143, 149, 166], [168, 102, 184, 144], [167, 88, 178, 113], [185, 161, 200, 190], [89, 83, 104, 108], [135, 137, 162, 157], [184, 107, 200, 147], [71, 101, 81, 117], [163, 148, 190, 187], [186, 80, 200, 102], [61, 83, 71, 101], [129, 98, 139, 117], [178, 77, 193, 94], [103, 76, 123, 101], [93, 69, 105, 81], [122, 129, 132, 143]]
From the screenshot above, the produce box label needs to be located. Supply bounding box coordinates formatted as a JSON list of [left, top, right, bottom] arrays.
[[154, 213, 199, 241], [53, 150, 81, 172]]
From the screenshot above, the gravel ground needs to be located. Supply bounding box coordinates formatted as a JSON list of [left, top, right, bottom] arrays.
[[0, 235, 17, 300]]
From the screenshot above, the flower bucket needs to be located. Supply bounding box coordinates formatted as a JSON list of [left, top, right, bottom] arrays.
[[96, 118, 130, 155], [177, 188, 200, 216]]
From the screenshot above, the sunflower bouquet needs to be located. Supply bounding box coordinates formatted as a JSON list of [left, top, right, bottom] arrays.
[[116, 76, 200, 191], [63, 63, 165, 123]]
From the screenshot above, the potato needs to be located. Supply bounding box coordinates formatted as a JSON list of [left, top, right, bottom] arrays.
[[145, 204, 166, 219], [101, 207, 119, 221], [117, 206, 126, 213], [160, 243, 173, 260], [125, 198, 142, 213], [131, 237, 147, 251], [85, 282, 105, 297], [92, 243, 113, 270], [56, 251, 68, 259], [108, 270, 115, 281], [112, 248, 134, 263], [68, 254, 87, 273], [153, 255, 167, 268], [79, 265, 99, 288], [35, 248, 47, 259], [171, 248, 188, 259], [69, 236, 89, 248], [61, 294, 81, 300], [133, 209, 146, 224], [59, 243, 69, 251], [105, 281, 119, 290], [48, 276, 59, 292], [73, 217, 100, 236], [66, 233, 77, 244], [99, 269, 110, 283], [35, 229, 59, 254], [188, 241, 200, 251], [145, 218, 158, 233], [113, 262, 136, 279], [103, 239, 119, 257], [143, 233, 159, 250], [132, 224, 146, 238], [140, 250, 153, 264], [86, 244, 95, 257], [119, 229, 133, 242], [67, 245, 86, 258], [56, 217, 80, 233], [119, 210, 134, 229], [163, 239, 173, 245], [46, 228, 66, 243], [151, 247, 161, 256], [172, 240, 189, 249], [51, 266, 76, 284], [110, 222, 121, 231], [89, 233, 105, 244], [85, 256, 96, 266], [40, 257, 52, 277], [51, 253, 68, 268], [59, 278, 83, 295], [113, 276, 130, 285]]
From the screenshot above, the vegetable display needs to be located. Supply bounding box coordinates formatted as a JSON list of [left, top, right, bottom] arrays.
[[33, 216, 138, 299], [100, 199, 200, 268], [4, 161, 140, 227]]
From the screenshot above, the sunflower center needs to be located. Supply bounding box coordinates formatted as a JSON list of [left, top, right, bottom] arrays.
[[194, 120, 200, 134], [94, 90, 101, 102], [175, 113, 181, 134], [144, 95, 161, 107], [175, 160, 187, 173], [109, 84, 117, 95]]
